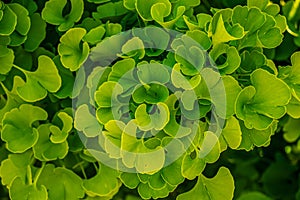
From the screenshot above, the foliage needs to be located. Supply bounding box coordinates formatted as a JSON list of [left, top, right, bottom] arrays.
[[0, 0, 299, 200]]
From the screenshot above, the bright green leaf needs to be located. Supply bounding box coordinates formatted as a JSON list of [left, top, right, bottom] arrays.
[[177, 167, 235, 200], [83, 163, 121, 197], [33, 124, 68, 161], [16, 55, 62, 102], [235, 69, 291, 130], [9, 177, 47, 200], [37, 164, 85, 200], [42, 0, 84, 32], [58, 27, 89, 71], [1, 104, 47, 153]]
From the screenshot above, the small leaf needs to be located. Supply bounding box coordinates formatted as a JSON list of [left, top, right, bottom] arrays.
[[37, 164, 85, 200], [92, 1, 128, 19], [102, 120, 125, 158], [0, 5, 17, 35], [75, 104, 102, 137], [58, 27, 89, 71], [9, 177, 47, 200], [95, 81, 126, 124], [0, 151, 32, 187], [8, 3, 30, 36], [11, 0, 37, 15], [135, 103, 170, 131], [222, 76, 242, 118], [283, 117, 300, 143], [132, 83, 169, 104], [177, 167, 235, 200], [42, 0, 84, 32], [16, 55, 62, 102], [84, 25, 106, 45], [186, 30, 212, 50], [235, 69, 291, 130], [286, 97, 300, 118], [210, 43, 241, 75], [135, 0, 171, 21], [108, 58, 135, 82], [163, 94, 191, 138], [120, 37, 145, 59], [151, 4, 185, 28], [120, 173, 140, 189], [0, 76, 24, 123], [132, 27, 170, 56], [172, 35, 206, 76], [137, 62, 170, 84], [247, 0, 268, 10], [1, 104, 47, 153], [181, 152, 206, 180], [238, 120, 278, 151], [83, 163, 120, 197], [33, 124, 68, 161], [0, 45, 14, 74], [278, 52, 300, 101], [220, 116, 242, 151], [211, 10, 245, 45], [121, 120, 165, 174], [24, 13, 47, 52]]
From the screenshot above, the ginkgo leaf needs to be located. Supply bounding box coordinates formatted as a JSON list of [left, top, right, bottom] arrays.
[[9, 177, 47, 200], [83, 163, 121, 197], [238, 120, 278, 151], [219, 116, 242, 151], [235, 69, 291, 130], [1, 104, 47, 153], [0, 5, 17, 35], [75, 104, 102, 137], [177, 167, 234, 200], [33, 124, 68, 161], [278, 52, 300, 101], [135, 103, 170, 131], [41, 0, 84, 32], [0, 45, 14, 74], [37, 164, 85, 200], [15, 55, 62, 102], [58, 28, 89, 71], [0, 76, 24, 124], [24, 13, 46, 52], [135, 0, 171, 21], [0, 151, 32, 187], [211, 10, 245, 45]]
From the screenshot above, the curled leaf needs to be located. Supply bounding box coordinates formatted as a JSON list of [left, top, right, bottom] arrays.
[[58, 27, 89, 71], [42, 0, 84, 32]]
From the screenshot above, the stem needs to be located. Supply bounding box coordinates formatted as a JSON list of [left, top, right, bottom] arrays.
[[80, 164, 87, 179], [12, 64, 26, 73], [0, 81, 9, 94], [93, 162, 99, 171], [27, 165, 32, 185], [33, 162, 46, 186], [236, 73, 250, 77], [72, 161, 88, 179], [289, 0, 300, 21], [238, 78, 250, 82]]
